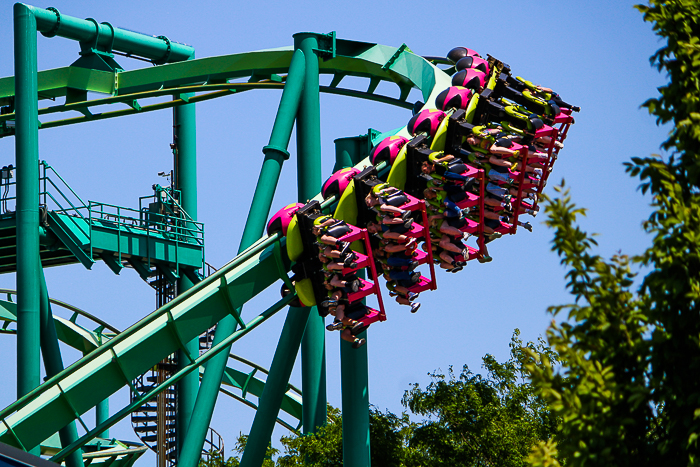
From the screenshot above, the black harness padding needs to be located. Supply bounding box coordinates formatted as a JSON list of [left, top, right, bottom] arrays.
[[404, 138, 431, 198], [326, 222, 351, 238], [294, 201, 340, 316], [382, 192, 409, 207]]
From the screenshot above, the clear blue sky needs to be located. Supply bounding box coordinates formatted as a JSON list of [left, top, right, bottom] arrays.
[[0, 0, 668, 463]]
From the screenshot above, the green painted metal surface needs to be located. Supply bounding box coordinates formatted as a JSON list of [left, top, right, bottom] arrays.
[[14, 5, 42, 421], [0, 211, 204, 274], [0, 292, 303, 432], [335, 135, 372, 467], [173, 78, 200, 460], [4, 12, 460, 464], [239, 307, 310, 467], [232, 47, 308, 464], [180, 46, 307, 467], [0, 232, 292, 453], [35, 433, 146, 467], [0, 66, 115, 101], [38, 268, 83, 467], [52, 293, 297, 463], [0, 38, 451, 136], [294, 32, 327, 439], [25, 4, 194, 65]]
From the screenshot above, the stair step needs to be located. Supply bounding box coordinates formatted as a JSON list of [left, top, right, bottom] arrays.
[[145, 377, 177, 384], [140, 435, 177, 444], [131, 416, 158, 423], [133, 422, 175, 433], [133, 405, 175, 413]]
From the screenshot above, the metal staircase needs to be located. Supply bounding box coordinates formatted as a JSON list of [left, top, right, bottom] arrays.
[[0, 162, 205, 281], [130, 265, 223, 467], [0, 161, 215, 465]]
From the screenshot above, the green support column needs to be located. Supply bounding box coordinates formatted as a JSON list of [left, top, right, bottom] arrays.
[[178, 49, 306, 467], [336, 135, 372, 466], [39, 268, 84, 467], [174, 74, 199, 459], [293, 32, 327, 437], [14, 4, 41, 418], [341, 332, 370, 465], [332, 137, 357, 172], [95, 399, 109, 438], [238, 306, 310, 467]]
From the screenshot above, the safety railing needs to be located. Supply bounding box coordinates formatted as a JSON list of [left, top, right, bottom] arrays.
[[0, 161, 205, 267]]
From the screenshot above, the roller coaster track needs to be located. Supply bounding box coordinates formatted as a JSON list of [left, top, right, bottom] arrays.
[[0, 289, 304, 433], [0, 36, 478, 464], [0, 41, 450, 135], [0, 232, 295, 461]]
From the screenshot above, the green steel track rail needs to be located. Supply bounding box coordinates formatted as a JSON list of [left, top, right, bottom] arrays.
[[0, 290, 303, 432], [0, 166, 369, 462], [0, 42, 451, 135], [0, 35, 449, 461], [0, 291, 302, 435], [0, 231, 294, 458]]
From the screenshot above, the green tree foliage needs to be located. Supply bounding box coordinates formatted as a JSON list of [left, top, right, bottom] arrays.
[[275, 405, 407, 467], [634, 1, 700, 461], [274, 332, 556, 467], [527, 2, 700, 465], [525, 185, 655, 466], [198, 434, 279, 467], [203, 333, 556, 467], [402, 331, 558, 467]]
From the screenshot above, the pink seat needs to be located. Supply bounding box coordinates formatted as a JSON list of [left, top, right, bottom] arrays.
[[408, 275, 434, 294], [456, 192, 480, 209], [412, 248, 429, 265], [459, 217, 480, 234], [495, 222, 511, 234], [406, 221, 427, 239], [534, 125, 556, 138], [337, 224, 365, 243], [398, 193, 423, 212], [356, 307, 385, 326], [341, 252, 370, 275], [463, 165, 479, 178], [454, 245, 480, 262], [554, 112, 574, 124], [348, 278, 377, 303]]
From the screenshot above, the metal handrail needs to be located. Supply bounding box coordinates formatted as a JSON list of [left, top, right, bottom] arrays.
[[0, 162, 204, 245], [41, 161, 89, 210], [90, 201, 204, 244]]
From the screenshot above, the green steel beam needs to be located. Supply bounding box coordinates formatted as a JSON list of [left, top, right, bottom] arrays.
[[95, 398, 109, 439], [0, 44, 440, 101], [21, 4, 194, 64], [0, 232, 291, 453], [239, 307, 310, 467], [50, 293, 297, 464], [179, 47, 306, 467], [0, 82, 413, 135], [0, 293, 304, 433], [0, 40, 450, 136], [173, 67, 199, 459], [335, 135, 372, 467], [3, 26, 455, 464], [340, 332, 371, 466], [0, 66, 115, 102], [39, 267, 83, 467], [14, 5, 42, 428], [294, 33, 327, 438]]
